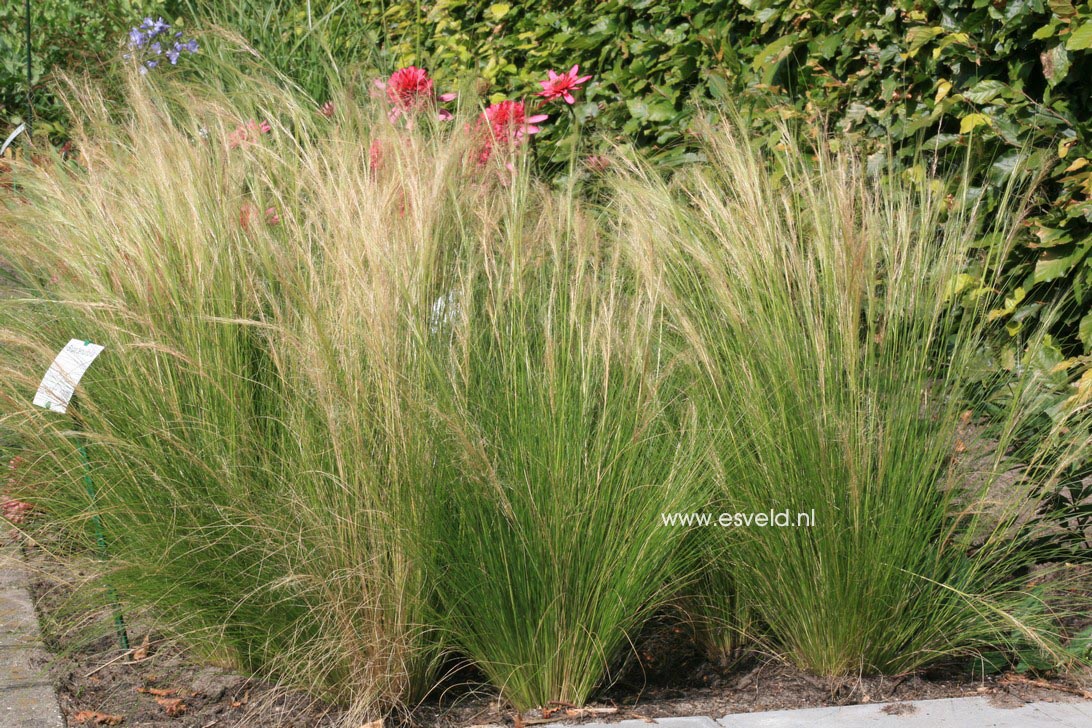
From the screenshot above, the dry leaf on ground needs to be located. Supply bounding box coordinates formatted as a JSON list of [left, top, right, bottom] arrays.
[[131, 635, 151, 661], [137, 687, 175, 697], [72, 711, 124, 726], [155, 696, 187, 716]]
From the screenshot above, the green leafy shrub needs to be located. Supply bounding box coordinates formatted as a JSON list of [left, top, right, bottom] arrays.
[[0, 0, 169, 140]]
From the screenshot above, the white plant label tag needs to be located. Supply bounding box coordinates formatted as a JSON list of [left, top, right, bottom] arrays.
[[0, 123, 26, 156], [33, 339, 105, 414]]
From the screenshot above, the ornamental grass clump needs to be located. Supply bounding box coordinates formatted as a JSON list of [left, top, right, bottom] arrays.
[[0, 60, 484, 720], [425, 184, 708, 710], [614, 118, 1091, 677], [0, 48, 700, 717]]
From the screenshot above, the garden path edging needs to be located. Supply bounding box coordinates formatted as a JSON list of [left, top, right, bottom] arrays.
[[0, 527, 65, 728], [543, 695, 1092, 728]]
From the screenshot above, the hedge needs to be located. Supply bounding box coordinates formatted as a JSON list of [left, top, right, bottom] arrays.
[[359, 0, 1092, 357]]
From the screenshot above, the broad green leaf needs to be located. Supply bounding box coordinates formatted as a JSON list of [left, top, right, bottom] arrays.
[[1035, 225, 1074, 248], [1065, 157, 1089, 173], [1033, 244, 1087, 283], [1041, 45, 1071, 86], [1048, 0, 1077, 17], [752, 33, 800, 84], [1080, 311, 1092, 350], [988, 287, 1025, 320], [1066, 21, 1092, 50], [945, 272, 979, 300], [960, 113, 992, 133], [1033, 22, 1062, 40], [487, 3, 511, 20], [934, 79, 953, 103], [906, 26, 943, 55], [964, 79, 1007, 104]]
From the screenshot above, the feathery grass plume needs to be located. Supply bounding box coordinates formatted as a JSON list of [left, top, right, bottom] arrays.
[[612, 116, 1091, 676]]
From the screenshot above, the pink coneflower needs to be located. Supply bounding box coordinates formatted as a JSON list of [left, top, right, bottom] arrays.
[[584, 154, 610, 173], [239, 201, 258, 231], [228, 120, 272, 149], [537, 65, 592, 105], [482, 100, 548, 143], [368, 138, 383, 174], [239, 202, 281, 229], [472, 100, 548, 167], [375, 67, 457, 122]]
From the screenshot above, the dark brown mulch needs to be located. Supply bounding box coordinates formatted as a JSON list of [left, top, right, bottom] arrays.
[[19, 536, 1092, 728], [410, 614, 1092, 727], [23, 540, 341, 728]]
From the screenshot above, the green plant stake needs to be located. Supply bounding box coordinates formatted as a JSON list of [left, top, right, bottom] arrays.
[[77, 429, 130, 651]]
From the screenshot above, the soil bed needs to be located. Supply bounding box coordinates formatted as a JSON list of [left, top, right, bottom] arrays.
[[18, 536, 1090, 728]]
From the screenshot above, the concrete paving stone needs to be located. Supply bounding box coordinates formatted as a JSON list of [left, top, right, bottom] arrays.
[[547, 720, 722, 728], [1034, 699, 1092, 724], [715, 696, 1091, 727], [545, 697, 1092, 728], [0, 535, 65, 728]]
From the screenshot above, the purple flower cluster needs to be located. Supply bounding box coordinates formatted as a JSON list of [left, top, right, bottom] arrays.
[[124, 17, 198, 74]]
